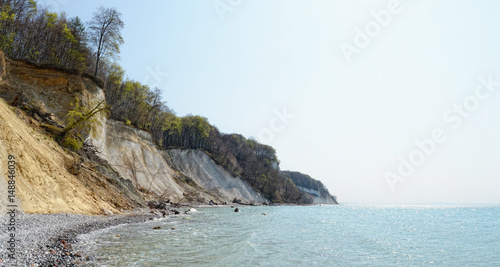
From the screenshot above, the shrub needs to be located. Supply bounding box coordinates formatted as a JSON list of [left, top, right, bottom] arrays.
[[61, 136, 82, 151]]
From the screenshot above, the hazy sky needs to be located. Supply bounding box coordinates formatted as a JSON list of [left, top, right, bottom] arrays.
[[52, 0, 500, 204]]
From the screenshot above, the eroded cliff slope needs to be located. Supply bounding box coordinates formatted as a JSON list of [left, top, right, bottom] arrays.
[[0, 51, 141, 215], [0, 98, 139, 214], [94, 119, 268, 204]]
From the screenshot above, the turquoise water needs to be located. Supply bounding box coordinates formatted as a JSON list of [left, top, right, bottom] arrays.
[[80, 205, 500, 266]]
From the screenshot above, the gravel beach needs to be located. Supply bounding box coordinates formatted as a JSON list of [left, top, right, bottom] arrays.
[[0, 210, 162, 266]]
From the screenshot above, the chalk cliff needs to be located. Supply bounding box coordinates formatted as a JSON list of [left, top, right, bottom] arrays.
[[94, 119, 268, 205]]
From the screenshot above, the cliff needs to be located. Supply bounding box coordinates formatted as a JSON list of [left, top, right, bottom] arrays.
[[0, 51, 269, 214], [0, 51, 336, 215], [0, 50, 142, 215], [283, 171, 338, 204]]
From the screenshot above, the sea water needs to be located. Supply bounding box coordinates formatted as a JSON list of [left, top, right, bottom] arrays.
[[79, 205, 500, 266]]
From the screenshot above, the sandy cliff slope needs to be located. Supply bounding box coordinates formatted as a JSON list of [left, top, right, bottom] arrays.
[[0, 99, 139, 214]]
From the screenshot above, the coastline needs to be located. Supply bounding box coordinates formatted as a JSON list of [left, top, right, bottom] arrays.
[[0, 203, 330, 266], [0, 209, 163, 266]]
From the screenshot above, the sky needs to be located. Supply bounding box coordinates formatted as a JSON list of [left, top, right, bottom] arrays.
[[48, 0, 500, 204]]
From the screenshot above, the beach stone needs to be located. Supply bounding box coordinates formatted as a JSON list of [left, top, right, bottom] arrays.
[[103, 209, 113, 216], [74, 251, 84, 257], [148, 200, 167, 210], [86, 255, 96, 261], [234, 208, 240, 212]]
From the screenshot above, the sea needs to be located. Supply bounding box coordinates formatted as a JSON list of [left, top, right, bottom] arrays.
[[78, 205, 500, 266]]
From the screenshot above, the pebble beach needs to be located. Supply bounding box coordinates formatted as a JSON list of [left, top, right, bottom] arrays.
[[0, 210, 162, 266]]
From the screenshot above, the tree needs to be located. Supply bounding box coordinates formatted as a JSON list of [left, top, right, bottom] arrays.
[[58, 99, 109, 151], [87, 6, 124, 76], [68, 16, 85, 44]]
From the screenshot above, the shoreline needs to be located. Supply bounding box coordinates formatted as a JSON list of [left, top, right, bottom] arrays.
[[0, 209, 163, 266], [0, 203, 332, 266], [0, 204, 239, 266]]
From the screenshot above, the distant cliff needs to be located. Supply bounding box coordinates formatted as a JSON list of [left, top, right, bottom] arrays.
[[283, 171, 338, 204]]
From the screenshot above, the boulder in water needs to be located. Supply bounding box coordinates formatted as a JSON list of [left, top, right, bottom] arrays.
[[234, 208, 240, 212]]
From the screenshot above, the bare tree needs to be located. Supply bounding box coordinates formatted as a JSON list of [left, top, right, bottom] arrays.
[[146, 166, 163, 193], [87, 6, 124, 76], [125, 152, 141, 188]]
